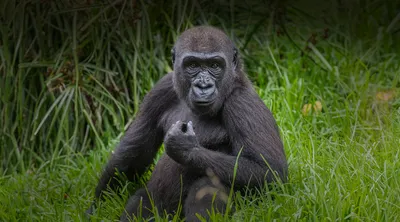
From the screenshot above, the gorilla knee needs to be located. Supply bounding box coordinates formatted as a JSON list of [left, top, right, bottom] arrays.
[[195, 185, 229, 208], [184, 178, 229, 221]]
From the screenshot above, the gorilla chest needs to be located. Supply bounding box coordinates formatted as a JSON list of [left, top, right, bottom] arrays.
[[160, 105, 229, 151]]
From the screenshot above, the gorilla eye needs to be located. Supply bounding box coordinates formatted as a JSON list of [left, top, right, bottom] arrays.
[[211, 63, 220, 69], [188, 63, 198, 69]]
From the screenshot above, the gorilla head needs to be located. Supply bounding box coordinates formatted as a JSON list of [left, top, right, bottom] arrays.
[[171, 26, 240, 116]]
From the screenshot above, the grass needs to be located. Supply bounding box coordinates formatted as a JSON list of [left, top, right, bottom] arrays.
[[1, 0, 400, 221]]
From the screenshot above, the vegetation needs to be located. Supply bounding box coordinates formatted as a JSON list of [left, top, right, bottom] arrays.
[[0, 0, 399, 221]]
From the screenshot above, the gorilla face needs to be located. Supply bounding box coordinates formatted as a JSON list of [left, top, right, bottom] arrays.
[[183, 52, 225, 107], [172, 26, 238, 115]]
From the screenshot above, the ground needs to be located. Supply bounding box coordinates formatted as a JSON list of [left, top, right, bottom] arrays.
[[0, 0, 399, 221]]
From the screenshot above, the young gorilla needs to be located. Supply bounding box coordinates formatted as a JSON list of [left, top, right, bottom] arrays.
[[89, 26, 288, 221]]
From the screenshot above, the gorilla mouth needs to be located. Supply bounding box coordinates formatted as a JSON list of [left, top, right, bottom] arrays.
[[191, 89, 217, 107], [193, 99, 215, 106]]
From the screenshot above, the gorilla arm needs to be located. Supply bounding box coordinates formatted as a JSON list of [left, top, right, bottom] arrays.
[[94, 74, 176, 199], [222, 87, 288, 184], [164, 88, 288, 189]]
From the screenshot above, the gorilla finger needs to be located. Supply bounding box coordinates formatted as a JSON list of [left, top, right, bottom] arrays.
[[173, 120, 188, 133], [167, 122, 175, 131], [168, 120, 181, 129], [186, 121, 196, 135], [167, 122, 183, 135]]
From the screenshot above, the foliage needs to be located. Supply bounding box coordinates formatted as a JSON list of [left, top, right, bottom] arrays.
[[0, 0, 399, 221]]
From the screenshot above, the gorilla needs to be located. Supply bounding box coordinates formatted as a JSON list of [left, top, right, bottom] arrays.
[[88, 26, 288, 221]]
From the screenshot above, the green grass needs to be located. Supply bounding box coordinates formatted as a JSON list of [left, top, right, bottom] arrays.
[[1, 0, 400, 221]]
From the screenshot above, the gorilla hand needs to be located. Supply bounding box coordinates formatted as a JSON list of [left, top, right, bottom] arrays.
[[164, 120, 198, 164]]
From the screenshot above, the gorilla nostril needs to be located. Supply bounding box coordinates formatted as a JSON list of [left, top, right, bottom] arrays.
[[196, 83, 212, 90]]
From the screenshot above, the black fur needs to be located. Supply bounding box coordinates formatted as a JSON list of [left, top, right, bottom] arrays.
[[88, 26, 288, 222]]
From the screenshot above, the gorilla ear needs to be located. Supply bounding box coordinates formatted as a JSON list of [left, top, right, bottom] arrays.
[[171, 48, 176, 64], [233, 48, 238, 69]]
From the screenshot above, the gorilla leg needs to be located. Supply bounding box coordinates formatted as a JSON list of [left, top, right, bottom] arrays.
[[120, 188, 155, 222], [184, 177, 229, 222], [122, 154, 194, 221]]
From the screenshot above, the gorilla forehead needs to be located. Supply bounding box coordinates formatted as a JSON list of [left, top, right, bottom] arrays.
[[174, 26, 234, 54]]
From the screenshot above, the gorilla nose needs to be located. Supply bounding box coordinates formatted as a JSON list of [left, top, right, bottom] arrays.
[[195, 81, 213, 90], [193, 81, 215, 97], [193, 73, 215, 97]]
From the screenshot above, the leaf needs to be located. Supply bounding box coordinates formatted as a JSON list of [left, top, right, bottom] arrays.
[[301, 103, 313, 116], [375, 90, 396, 102], [313, 101, 322, 113], [302, 100, 323, 116]]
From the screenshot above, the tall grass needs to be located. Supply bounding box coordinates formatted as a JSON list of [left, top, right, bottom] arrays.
[[0, 0, 399, 221], [0, 0, 199, 173]]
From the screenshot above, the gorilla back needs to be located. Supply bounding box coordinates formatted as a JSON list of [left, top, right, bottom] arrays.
[[88, 26, 288, 222]]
